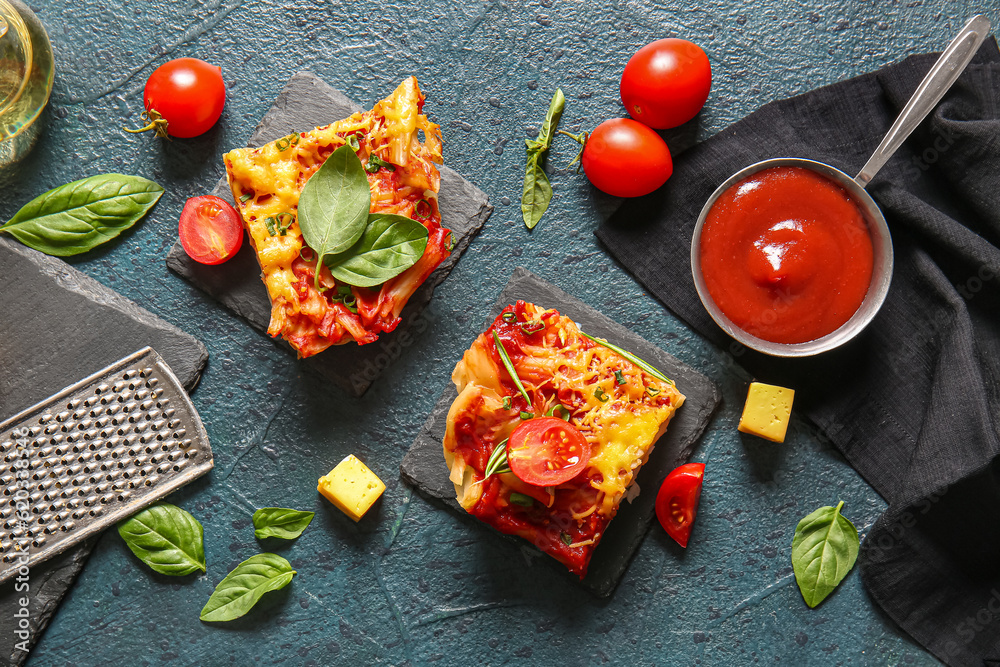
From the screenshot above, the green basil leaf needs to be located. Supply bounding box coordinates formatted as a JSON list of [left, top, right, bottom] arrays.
[[117, 503, 205, 576], [0, 173, 163, 256], [324, 213, 428, 288], [520, 89, 564, 230], [200, 553, 296, 622], [297, 145, 371, 289], [521, 155, 553, 230], [791, 501, 860, 608], [252, 507, 315, 540]]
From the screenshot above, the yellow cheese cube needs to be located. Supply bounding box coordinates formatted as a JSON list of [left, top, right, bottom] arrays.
[[738, 382, 795, 443], [318, 455, 386, 522]]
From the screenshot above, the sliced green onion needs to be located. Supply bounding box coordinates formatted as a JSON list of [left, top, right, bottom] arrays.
[[545, 404, 571, 421], [239, 192, 253, 203], [493, 332, 532, 406], [502, 312, 517, 324], [520, 411, 534, 420], [501, 396, 511, 410], [614, 370, 626, 386], [509, 492, 534, 507], [560, 533, 572, 546], [264, 217, 277, 237], [346, 134, 360, 151], [595, 387, 609, 402], [519, 319, 545, 335], [299, 246, 316, 262], [366, 154, 396, 173], [581, 332, 673, 385], [646, 386, 661, 398], [484, 438, 510, 478]]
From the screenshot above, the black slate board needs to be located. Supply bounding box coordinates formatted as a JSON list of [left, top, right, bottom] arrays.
[[400, 268, 721, 597], [166, 72, 493, 396], [0, 237, 208, 666]]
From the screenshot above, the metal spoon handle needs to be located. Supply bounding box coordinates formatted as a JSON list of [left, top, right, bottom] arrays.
[[855, 14, 991, 188]]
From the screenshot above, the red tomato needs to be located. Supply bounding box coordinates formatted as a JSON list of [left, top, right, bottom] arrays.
[[620, 38, 712, 129], [655, 462, 705, 548], [137, 58, 226, 138], [178, 196, 243, 265], [507, 417, 590, 487], [582, 118, 673, 197]]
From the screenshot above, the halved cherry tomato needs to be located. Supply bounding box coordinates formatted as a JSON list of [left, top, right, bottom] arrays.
[[581, 118, 673, 198], [507, 417, 590, 487], [654, 462, 705, 548], [128, 58, 226, 139], [620, 38, 712, 129], [178, 195, 243, 265]]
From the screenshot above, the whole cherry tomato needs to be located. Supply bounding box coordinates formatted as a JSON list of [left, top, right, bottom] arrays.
[[581, 118, 673, 197], [178, 195, 243, 265], [655, 462, 705, 548], [507, 417, 590, 487], [128, 58, 226, 139], [620, 38, 712, 129]]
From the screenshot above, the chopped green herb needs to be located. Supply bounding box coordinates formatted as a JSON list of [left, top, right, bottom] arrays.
[[560, 532, 572, 546], [581, 332, 673, 385], [522, 89, 565, 230], [545, 404, 571, 421], [520, 319, 545, 335], [365, 154, 396, 173], [520, 411, 534, 420], [509, 492, 534, 507], [276, 213, 293, 236], [614, 370, 626, 385], [493, 332, 532, 406], [484, 439, 511, 478], [595, 387, 609, 402], [646, 386, 661, 398], [331, 284, 358, 314], [239, 192, 253, 203], [274, 134, 299, 151], [502, 311, 517, 324]]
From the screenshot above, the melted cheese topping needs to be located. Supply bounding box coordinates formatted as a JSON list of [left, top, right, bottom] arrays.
[[445, 303, 685, 520], [223, 76, 448, 357]]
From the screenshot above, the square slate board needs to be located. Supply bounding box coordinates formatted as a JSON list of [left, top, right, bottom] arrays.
[[400, 268, 721, 597], [0, 236, 208, 666], [166, 72, 493, 396]]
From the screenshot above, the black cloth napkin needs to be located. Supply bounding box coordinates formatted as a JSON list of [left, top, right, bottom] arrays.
[[597, 38, 1000, 666]]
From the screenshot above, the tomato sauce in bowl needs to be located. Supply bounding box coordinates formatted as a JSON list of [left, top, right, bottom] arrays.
[[698, 166, 874, 344]]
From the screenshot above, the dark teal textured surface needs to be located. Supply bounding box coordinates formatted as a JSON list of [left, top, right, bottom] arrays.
[[0, 0, 977, 664]]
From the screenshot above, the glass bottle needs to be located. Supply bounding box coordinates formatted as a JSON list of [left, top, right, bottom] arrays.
[[0, 0, 54, 168]]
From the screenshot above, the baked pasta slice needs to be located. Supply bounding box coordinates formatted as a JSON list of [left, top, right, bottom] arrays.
[[443, 301, 685, 578], [224, 76, 450, 357]]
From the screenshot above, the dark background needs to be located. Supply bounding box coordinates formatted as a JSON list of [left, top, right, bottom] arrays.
[[0, 0, 970, 664]]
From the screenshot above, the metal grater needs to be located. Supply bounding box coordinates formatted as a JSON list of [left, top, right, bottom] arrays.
[[0, 347, 213, 584]]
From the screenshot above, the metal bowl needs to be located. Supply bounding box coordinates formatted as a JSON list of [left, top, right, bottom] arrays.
[[690, 157, 894, 357]]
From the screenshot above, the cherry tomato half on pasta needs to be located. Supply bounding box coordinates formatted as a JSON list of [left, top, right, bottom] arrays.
[[581, 118, 673, 197], [654, 462, 705, 548], [129, 58, 226, 139], [507, 417, 591, 487], [178, 196, 243, 265], [620, 38, 712, 129]]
